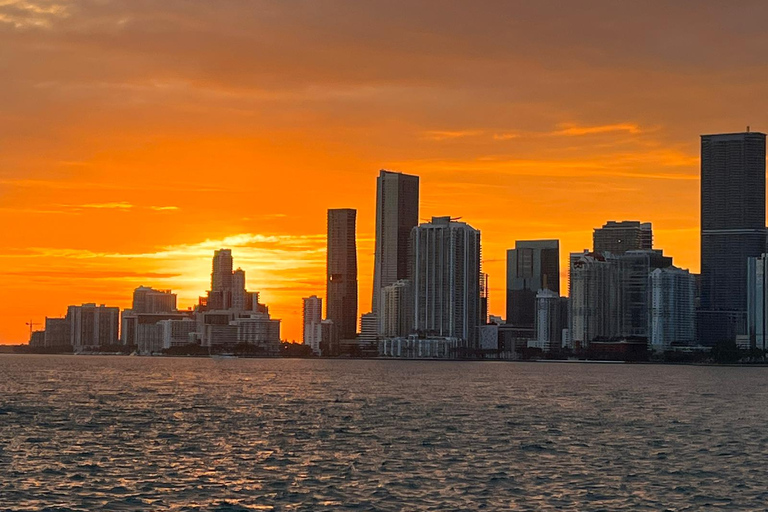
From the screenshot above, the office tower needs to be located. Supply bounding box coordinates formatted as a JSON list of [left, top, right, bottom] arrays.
[[212, 249, 234, 291], [535, 289, 568, 353], [326, 209, 358, 340], [593, 221, 652, 255], [617, 250, 673, 339], [67, 303, 120, 351], [747, 254, 768, 351], [131, 286, 177, 314], [506, 240, 559, 327], [700, 131, 766, 344], [649, 267, 696, 352], [480, 273, 489, 326], [380, 279, 413, 337], [412, 216, 481, 345], [372, 170, 419, 317], [320, 319, 339, 357], [569, 251, 620, 348], [303, 295, 323, 354]]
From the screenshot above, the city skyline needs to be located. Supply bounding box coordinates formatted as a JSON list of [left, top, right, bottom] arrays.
[[3, 2, 768, 343]]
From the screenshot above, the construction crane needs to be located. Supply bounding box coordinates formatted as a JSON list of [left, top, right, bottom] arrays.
[[25, 320, 41, 340]]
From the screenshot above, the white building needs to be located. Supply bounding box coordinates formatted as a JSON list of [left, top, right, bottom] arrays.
[[535, 289, 568, 353], [379, 335, 458, 359], [67, 303, 120, 351], [302, 295, 323, 354], [380, 279, 412, 337], [412, 216, 481, 346], [568, 252, 620, 349], [649, 267, 696, 351]]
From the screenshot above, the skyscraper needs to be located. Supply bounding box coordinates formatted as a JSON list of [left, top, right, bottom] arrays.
[[593, 221, 652, 255], [131, 286, 177, 314], [699, 131, 766, 344], [412, 216, 481, 345], [211, 249, 234, 291], [327, 208, 358, 340], [649, 267, 696, 351], [372, 170, 419, 316], [302, 295, 323, 354], [506, 240, 559, 327]]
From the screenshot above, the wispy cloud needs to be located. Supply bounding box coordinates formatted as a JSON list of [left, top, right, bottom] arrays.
[[422, 130, 485, 141], [549, 123, 643, 137]]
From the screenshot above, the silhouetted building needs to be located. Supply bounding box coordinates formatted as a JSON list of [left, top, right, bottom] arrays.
[[593, 221, 652, 255], [320, 319, 339, 357], [358, 312, 379, 347], [569, 251, 620, 349], [44, 317, 71, 348], [303, 295, 322, 354], [617, 250, 673, 339], [131, 286, 177, 314], [327, 208, 358, 340], [412, 216, 481, 346], [480, 273, 489, 325], [29, 330, 45, 347], [372, 170, 419, 321], [67, 303, 120, 351], [700, 131, 766, 344], [506, 240, 559, 327]]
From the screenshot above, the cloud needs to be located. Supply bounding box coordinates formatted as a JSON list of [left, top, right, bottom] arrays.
[[549, 123, 643, 137], [422, 130, 484, 141]]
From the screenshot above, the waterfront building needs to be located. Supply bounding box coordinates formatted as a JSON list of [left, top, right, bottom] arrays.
[[649, 267, 696, 351], [131, 286, 177, 314], [535, 289, 568, 353], [127, 311, 193, 353], [67, 303, 120, 351], [358, 312, 379, 346], [302, 295, 323, 355], [380, 279, 412, 338], [506, 240, 559, 327], [326, 208, 358, 340], [372, 170, 419, 320], [412, 216, 481, 346], [569, 251, 620, 349], [699, 131, 766, 344], [29, 331, 45, 347], [379, 335, 458, 359], [747, 254, 768, 351], [617, 250, 673, 339], [593, 221, 652, 255], [43, 317, 71, 347], [320, 319, 339, 357]]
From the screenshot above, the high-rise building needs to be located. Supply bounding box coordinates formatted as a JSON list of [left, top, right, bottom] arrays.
[[302, 295, 323, 354], [700, 131, 766, 344], [43, 317, 71, 348], [747, 254, 768, 351], [617, 250, 673, 339], [212, 249, 234, 291], [535, 289, 568, 353], [359, 312, 379, 346], [326, 208, 358, 340], [231, 268, 247, 311], [412, 216, 481, 346], [506, 240, 559, 327], [320, 319, 339, 357], [372, 170, 419, 318], [649, 267, 696, 352], [569, 251, 620, 349], [380, 279, 412, 338], [593, 221, 652, 255], [67, 303, 120, 351], [131, 286, 177, 314]]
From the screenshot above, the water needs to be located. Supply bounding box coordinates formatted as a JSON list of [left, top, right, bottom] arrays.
[[1, 355, 767, 510]]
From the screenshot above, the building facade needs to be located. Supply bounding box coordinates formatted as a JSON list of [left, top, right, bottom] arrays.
[[593, 221, 653, 255], [747, 254, 768, 351], [649, 267, 696, 351], [380, 279, 412, 338], [535, 289, 568, 353], [302, 295, 323, 354], [131, 286, 177, 314], [506, 240, 559, 327], [569, 252, 620, 349], [67, 303, 120, 351], [700, 131, 767, 344], [371, 170, 419, 319], [412, 216, 481, 346], [326, 208, 358, 340]]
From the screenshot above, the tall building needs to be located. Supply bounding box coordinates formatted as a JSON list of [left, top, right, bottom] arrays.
[[593, 221, 652, 255], [700, 131, 766, 344], [569, 251, 620, 349], [649, 267, 696, 352], [506, 240, 559, 327], [327, 208, 358, 340], [359, 312, 379, 346], [372, 170, 419, 319], [380, 279, 412, 338], [303, 295, 323, 354], [231, 268, 247, 311], [43, 317, 71, 348], [747, 254, 768, 351], [535, 289, 568, 353], [212, 249, 234, 291], [412, 216, 481, 345], [131, 286, 177, 314], [67, 303, 120, 351], [617, 250, 672, 339]]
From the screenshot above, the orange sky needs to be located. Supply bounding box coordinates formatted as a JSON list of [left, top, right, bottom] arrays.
[[2, 1, 767, 343]]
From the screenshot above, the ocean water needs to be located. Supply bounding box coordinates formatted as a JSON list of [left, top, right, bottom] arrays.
[[1, 356, 767, 511]]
